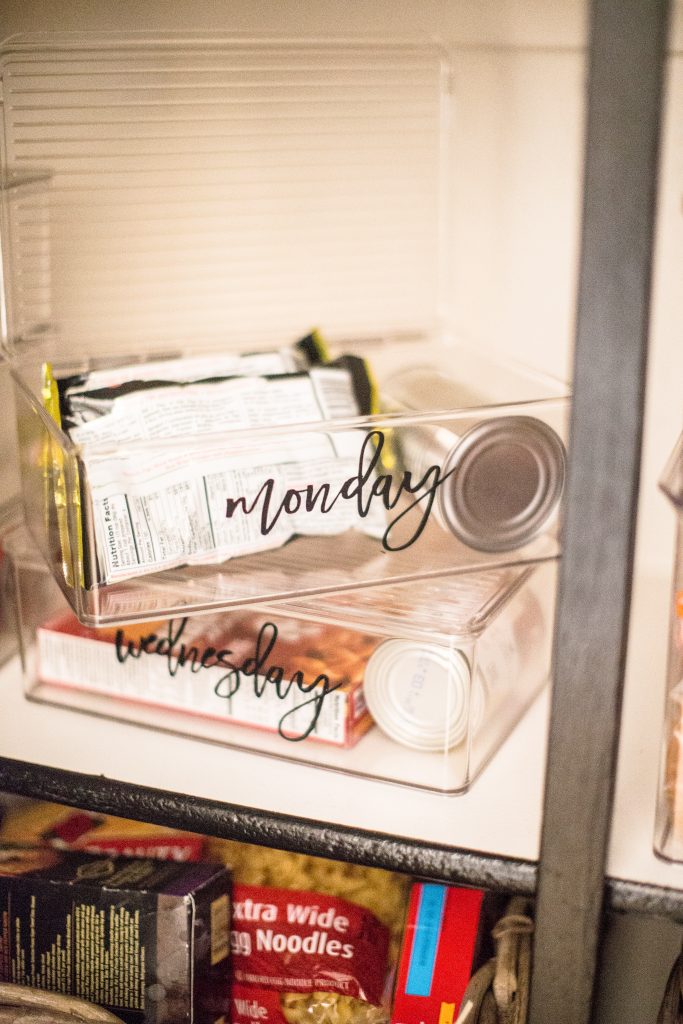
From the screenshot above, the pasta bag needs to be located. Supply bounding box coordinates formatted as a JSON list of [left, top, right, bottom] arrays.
[[229, 883, 395, 1024]]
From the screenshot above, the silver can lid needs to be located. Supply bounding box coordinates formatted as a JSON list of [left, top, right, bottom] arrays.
[[439, 415, 566, 553], [363, 639, 484, 751]]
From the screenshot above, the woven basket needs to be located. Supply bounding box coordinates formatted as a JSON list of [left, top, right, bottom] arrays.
[[0, 984, 125, 1024]]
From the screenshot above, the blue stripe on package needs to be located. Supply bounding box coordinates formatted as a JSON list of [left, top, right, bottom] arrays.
[[405, 883, 447, 996]]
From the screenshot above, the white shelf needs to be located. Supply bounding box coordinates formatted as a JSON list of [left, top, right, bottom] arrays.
[[0, 652, 549, 863]]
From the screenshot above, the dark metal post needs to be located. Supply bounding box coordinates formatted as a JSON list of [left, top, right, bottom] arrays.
[[529, 2, 670, 1022]]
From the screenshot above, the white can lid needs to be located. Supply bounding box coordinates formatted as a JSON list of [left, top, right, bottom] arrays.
[[363, 640, 485, 751]]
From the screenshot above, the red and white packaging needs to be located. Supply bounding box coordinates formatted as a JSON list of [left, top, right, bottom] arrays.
[[230, 986, 290, 1024], [229, 883, 391, 1024], [36, 609, 376, 747], [0, 801, 205, 862], [391, 883, 493, 1024]]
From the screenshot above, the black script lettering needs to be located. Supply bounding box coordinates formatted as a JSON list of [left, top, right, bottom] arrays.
[[338, 431, 384, 517], [303, 481, 332, 513], [163, 620, 201, 677], [278, 674, 344, 741], [200, 645, 217, 669], [115, 617, 199, 677], [115, 630, 143, 663], [226, 478, 288, 537], [265, 664, 296, 703], [240, 622, 279, 687], [225, 478, 273, 520], [139, 633, 158, 654], [381, 461, 459, 552], [213, 645, 241, 700], [114, 617, 347, 741], [283, 489, 302, 514], [369, 472, 395, 507], [220, 428, 457, 552], [213, 657, 241, 700], [154, 624, 177, 658], [158, 619, 189, 673]]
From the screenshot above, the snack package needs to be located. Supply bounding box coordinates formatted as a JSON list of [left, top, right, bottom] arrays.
[[207, 841, 410, 1024], [46, 333, 383, 586], [35, 610, 376, 746], [76, 359, 382, 586], [391, 883, 499, 1024], [0, 801, 205, 862], [0, 845, 231, 1024], [58, 332, 329, 431]]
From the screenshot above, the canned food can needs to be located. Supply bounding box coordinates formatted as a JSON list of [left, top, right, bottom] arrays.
[[362, 639, 485, 751], [384, 369, 566, 553], [361, 569, 546, 753]]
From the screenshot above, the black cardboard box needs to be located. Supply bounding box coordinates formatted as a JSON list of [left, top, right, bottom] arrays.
[[0, 845, 231, 1024]]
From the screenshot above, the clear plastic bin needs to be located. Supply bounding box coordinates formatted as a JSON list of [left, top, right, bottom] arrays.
[[1, 36, 569, 625], [0, 502, 23, 665], [654, 432, 683, 860], [8, 520, 556, 794], [11, 338, 567, 625]]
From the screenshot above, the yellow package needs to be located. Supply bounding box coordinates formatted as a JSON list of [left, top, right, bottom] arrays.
[[0, 800, 205, 862]]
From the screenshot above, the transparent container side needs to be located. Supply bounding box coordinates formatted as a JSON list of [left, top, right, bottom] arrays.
[[0, 174, 54, 353], [0, 37, 450, 359], [655, 431, 683, 860], [10, 341, 568, 626], [12, 368, 84, 612], [0, 501, 23, 665], [10, 519, 556, 795], [0, 357, 20, 509], [1, 35, 570, 624]]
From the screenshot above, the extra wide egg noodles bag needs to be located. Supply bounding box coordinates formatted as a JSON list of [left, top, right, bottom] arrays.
[[208, 841, 410, 1024]]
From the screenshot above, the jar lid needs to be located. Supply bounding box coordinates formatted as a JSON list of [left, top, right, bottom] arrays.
[[363, 640, 484, 751]]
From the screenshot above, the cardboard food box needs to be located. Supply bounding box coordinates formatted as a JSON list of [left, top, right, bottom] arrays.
[[36, 610, 374, 747], [0, 845, 231, 1024], [391, 883, 499, 1024], [0, 801, 205, 862]]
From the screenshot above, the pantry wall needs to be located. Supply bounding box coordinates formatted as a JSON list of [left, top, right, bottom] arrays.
[[0, 1, 682, 1023]]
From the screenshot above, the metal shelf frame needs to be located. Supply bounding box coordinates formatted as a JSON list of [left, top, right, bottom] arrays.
[[0, 1, 676, 1022], [0, 757, 539, 893], [4, 757, 683, 923], [530, 0, 671, 1020]]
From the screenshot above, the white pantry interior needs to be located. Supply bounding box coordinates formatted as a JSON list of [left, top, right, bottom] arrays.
[[0, 2, 682, 1022]]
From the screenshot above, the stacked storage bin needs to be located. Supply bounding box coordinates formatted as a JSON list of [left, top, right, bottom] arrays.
[[0, 35, 568, 794]]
